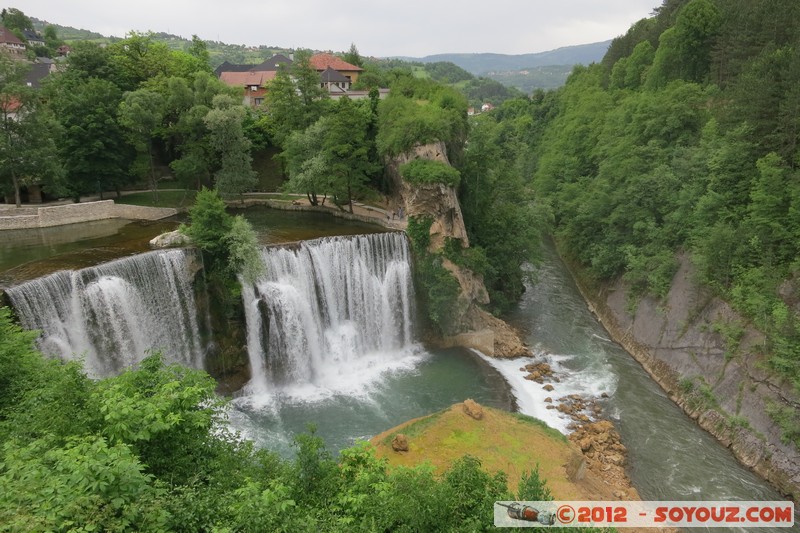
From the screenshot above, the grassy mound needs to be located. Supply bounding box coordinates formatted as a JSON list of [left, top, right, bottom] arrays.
[[371, 402, 623, 500]]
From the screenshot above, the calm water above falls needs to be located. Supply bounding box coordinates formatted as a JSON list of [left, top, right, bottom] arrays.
[[481, 238, 790, 532]]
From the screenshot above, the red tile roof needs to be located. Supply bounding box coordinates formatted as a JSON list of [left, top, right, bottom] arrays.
[[219, 70, 277, 88], [0, 95, 22, 113], [309, 53, 363, 72]]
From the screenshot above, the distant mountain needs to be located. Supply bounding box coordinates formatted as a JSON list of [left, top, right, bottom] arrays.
[[399, 41, 611, 76]]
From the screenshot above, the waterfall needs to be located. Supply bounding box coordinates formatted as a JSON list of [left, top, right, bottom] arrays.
[[242, 232, 416, 394], [6, 249, 205, 377]]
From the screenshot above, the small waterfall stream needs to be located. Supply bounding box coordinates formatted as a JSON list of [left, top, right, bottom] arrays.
[[6, 249, 205, 376], [241, 232, 416, 394]]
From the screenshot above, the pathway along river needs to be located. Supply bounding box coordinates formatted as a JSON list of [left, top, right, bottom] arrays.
[[482, 238, 790, 531]]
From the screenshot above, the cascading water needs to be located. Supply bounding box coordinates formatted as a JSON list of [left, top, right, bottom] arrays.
[[6, 249, 205, 377], [229, 231, 505, 455], [241, 232, 416, 395]]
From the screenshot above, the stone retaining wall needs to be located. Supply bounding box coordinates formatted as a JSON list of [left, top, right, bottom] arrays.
[[0, 201, 177, 230], [228, 198, 402, 230]]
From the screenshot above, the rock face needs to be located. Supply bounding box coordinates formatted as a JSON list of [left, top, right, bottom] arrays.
[[387, 143, 530, 358], [572, 251, 800, 501]]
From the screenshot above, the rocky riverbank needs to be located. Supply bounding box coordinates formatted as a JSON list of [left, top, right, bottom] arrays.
[[515, 359, 640, 501]]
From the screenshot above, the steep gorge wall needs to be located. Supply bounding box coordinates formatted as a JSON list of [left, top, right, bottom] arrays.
[[570, 251, 800, 501], [386, 142, 530, 358]]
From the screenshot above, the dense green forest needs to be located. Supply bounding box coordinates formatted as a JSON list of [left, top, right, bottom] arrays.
[[476, 0, 800, 443]]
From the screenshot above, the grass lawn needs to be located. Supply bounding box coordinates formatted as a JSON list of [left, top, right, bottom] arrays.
[[115, 190, 197, 208]]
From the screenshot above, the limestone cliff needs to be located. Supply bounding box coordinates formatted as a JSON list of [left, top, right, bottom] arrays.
[[570, 251, 800, 501], [387, 142, 530, 358]]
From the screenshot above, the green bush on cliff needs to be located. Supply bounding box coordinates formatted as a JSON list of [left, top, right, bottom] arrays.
[[443, 237, 489, 277], [400, 159, 461, 187], [407, 214, 433, 252]]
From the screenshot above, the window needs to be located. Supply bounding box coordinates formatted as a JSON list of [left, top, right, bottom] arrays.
[[250, 85, 259, 91], [254, 98, 264, 106]]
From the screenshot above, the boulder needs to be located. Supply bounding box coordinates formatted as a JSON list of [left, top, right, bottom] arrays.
[[463, 399, 484, 420], [391, 434, 409, 452], [150, 230, 191, 249]]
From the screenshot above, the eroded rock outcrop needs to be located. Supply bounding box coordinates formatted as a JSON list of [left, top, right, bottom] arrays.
[[569, 421, 638, 500], [387, 142, 530, 358]]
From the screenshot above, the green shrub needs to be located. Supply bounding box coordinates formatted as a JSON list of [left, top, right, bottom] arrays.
[[406, 215, 433, 252], [182, 188, 264, 285], [182, 187, 234, 270], [400, 159, 461, 187], [443, 237, 489, 277], [414, 253, 463, 335]]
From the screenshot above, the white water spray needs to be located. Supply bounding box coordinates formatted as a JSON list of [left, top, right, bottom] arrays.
[[241, 232, 416, 395]]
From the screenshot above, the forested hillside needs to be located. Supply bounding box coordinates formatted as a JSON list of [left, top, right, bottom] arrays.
[[488, 0, 800, 444]]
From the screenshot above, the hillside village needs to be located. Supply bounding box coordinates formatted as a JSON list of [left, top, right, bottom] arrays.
[[215, 52, 389, 106], [1, 19, 387, 108]]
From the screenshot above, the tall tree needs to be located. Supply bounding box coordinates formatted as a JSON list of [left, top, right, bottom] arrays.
[[118, 89, 165, 199], [281, 117, 332, 206], [203, 94, 257, 199], [0, 8, 32, 33], [49, 77, 134, 198], [0, 57, 64, 205], [188, 35, 210, 68], [324, 97, 378, 213], [343, 43, 364, 68]]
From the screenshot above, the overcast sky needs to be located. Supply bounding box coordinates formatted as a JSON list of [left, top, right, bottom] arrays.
[[18, 1, 659, 57]]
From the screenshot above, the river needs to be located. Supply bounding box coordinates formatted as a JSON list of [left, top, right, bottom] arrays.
[[481, 238, 790, 531]]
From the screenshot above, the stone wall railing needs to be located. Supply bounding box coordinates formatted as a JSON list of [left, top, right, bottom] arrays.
[[0, 201, 177, 230]]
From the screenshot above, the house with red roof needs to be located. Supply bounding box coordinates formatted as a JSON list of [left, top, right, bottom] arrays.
[[0, 25, 26, 57], [219, 70, 278, 107], [309, 53, 363, 87], [216, 54, 294, 108]]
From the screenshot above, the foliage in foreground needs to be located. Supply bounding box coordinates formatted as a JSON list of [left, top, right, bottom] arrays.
[[0, 306, 560, 531]]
